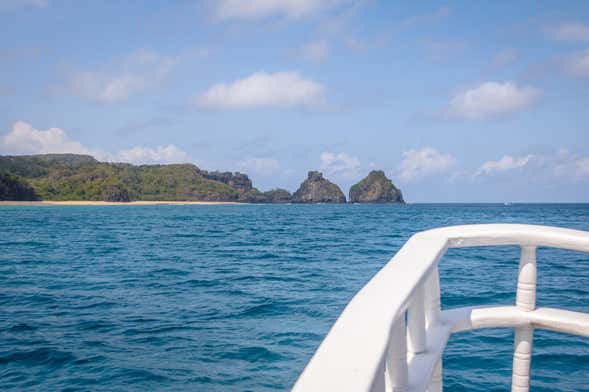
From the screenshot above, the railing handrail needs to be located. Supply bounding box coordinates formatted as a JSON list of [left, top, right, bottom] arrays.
[[292, 224, 589, 392]]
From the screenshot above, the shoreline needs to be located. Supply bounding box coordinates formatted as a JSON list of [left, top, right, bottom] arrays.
[[0, 201, 241, 206]]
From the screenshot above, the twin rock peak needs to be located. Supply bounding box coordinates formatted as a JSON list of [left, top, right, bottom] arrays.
[[292, 170, 404, 204]]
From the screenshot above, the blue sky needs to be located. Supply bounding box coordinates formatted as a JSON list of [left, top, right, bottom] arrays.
[[1, 0, 588, 202]]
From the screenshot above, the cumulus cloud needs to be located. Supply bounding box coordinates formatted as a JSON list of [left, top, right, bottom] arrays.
[[320, 151, 361, 179], [2, 121, 99, 156], [475, 150, 589, 182], [546, 22, 589, 42], [475, 154, 533, 177], [195, 71, 326, 110], [544, 149, 589, 182], [116, 145, 191, 164], [398, 147, 456, 182], [565, 49, 589, 77], [299, 41, 329, 63], [212, 0, 345, 21], [1, 121, 190, 164], [238, 157, 280, 174], [448, 81, 542, 120]]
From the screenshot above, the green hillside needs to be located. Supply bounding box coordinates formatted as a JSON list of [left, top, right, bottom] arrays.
[[0, 154, 245, 201]]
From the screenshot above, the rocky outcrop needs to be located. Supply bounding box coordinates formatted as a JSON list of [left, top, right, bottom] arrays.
[[101, 184, 131, 202], [238, 188, 266, 203], [238, 188, 292, 203], [201, 171, 252, 194], [263, 189, 292, 203], [0, 172, 39, 201], [292, 171, 346, 203], [349, 170, 404, 203]]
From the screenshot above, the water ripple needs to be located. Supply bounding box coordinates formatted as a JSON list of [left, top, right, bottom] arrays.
[[0, 204, 588, 391]]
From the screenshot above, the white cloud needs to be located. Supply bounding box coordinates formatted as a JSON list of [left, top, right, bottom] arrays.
[[299, 40, 329, 62], [213, 0, 344, 21], [546, 22, 589, 42], [475, 150, 589, 182], [448, 81, 541, 120], [550, 149, 589, 181], [398, 147, 455, 182], [116, 145, 191, 164], [195, 71, 326, 110], [61, 49, 184, 103], [475, 154, 533, 177], [2, 121, 99, 156], [1, 121, 190, 164], [320, 151, 360, 179], [565, 49, 589, 77], [238, 157, 280, 174]]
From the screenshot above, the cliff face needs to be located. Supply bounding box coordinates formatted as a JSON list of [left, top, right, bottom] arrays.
[[100, 184, 130, 202], [292, 171, 346, 203], [349, 170, 404, 203], [0, 173, 39, 201], [200, 171, 253, 194]]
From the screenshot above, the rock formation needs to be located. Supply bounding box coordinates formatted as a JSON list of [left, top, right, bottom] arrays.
[[263, 189, 292, 203], [200, 170, 252, 194], [238, 188, 266, 203], [101, 184, 131, 202], [292, 171, 346, 203], [0, 172, 38, 201], [239, 188, 292, 203], [349, 170, 404, 203]]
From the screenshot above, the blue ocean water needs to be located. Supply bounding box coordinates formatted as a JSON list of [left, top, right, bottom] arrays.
[[0, 204, 588, 391]]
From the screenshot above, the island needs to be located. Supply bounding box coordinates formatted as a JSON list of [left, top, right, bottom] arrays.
[[0, 154, 253, 202], [292, 171, 346, 203], [0, 154, 405, 204], [349, 170, 404, 203]]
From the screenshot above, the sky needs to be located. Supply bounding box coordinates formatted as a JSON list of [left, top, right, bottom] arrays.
[[1, 0, 589, 202]]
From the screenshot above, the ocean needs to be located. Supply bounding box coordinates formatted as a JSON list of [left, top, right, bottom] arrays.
[[1, 204, 588, 391]]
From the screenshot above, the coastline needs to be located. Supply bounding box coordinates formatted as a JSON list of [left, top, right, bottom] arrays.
[[0, 201, 241, 206]]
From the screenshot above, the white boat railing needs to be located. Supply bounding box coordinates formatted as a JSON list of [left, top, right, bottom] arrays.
[[292, 224, 589, 392]]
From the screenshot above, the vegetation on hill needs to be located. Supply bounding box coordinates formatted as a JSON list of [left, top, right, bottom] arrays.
[[0, 154, 243, 201], [238, 188, 293, 203], [262, 188, 292, 203], [0, 172, 39, 201], [0, 155, 406, 204]]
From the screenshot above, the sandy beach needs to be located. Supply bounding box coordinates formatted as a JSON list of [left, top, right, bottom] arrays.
[[0, 201, 240, 206]]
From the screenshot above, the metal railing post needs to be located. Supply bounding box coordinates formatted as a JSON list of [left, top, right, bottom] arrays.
[[386, 315, 409, 392], [428, 359, 443, 392], [511, 246, 537, 392], [407, 284, 426, 354], [425, 266, 441, 328]]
